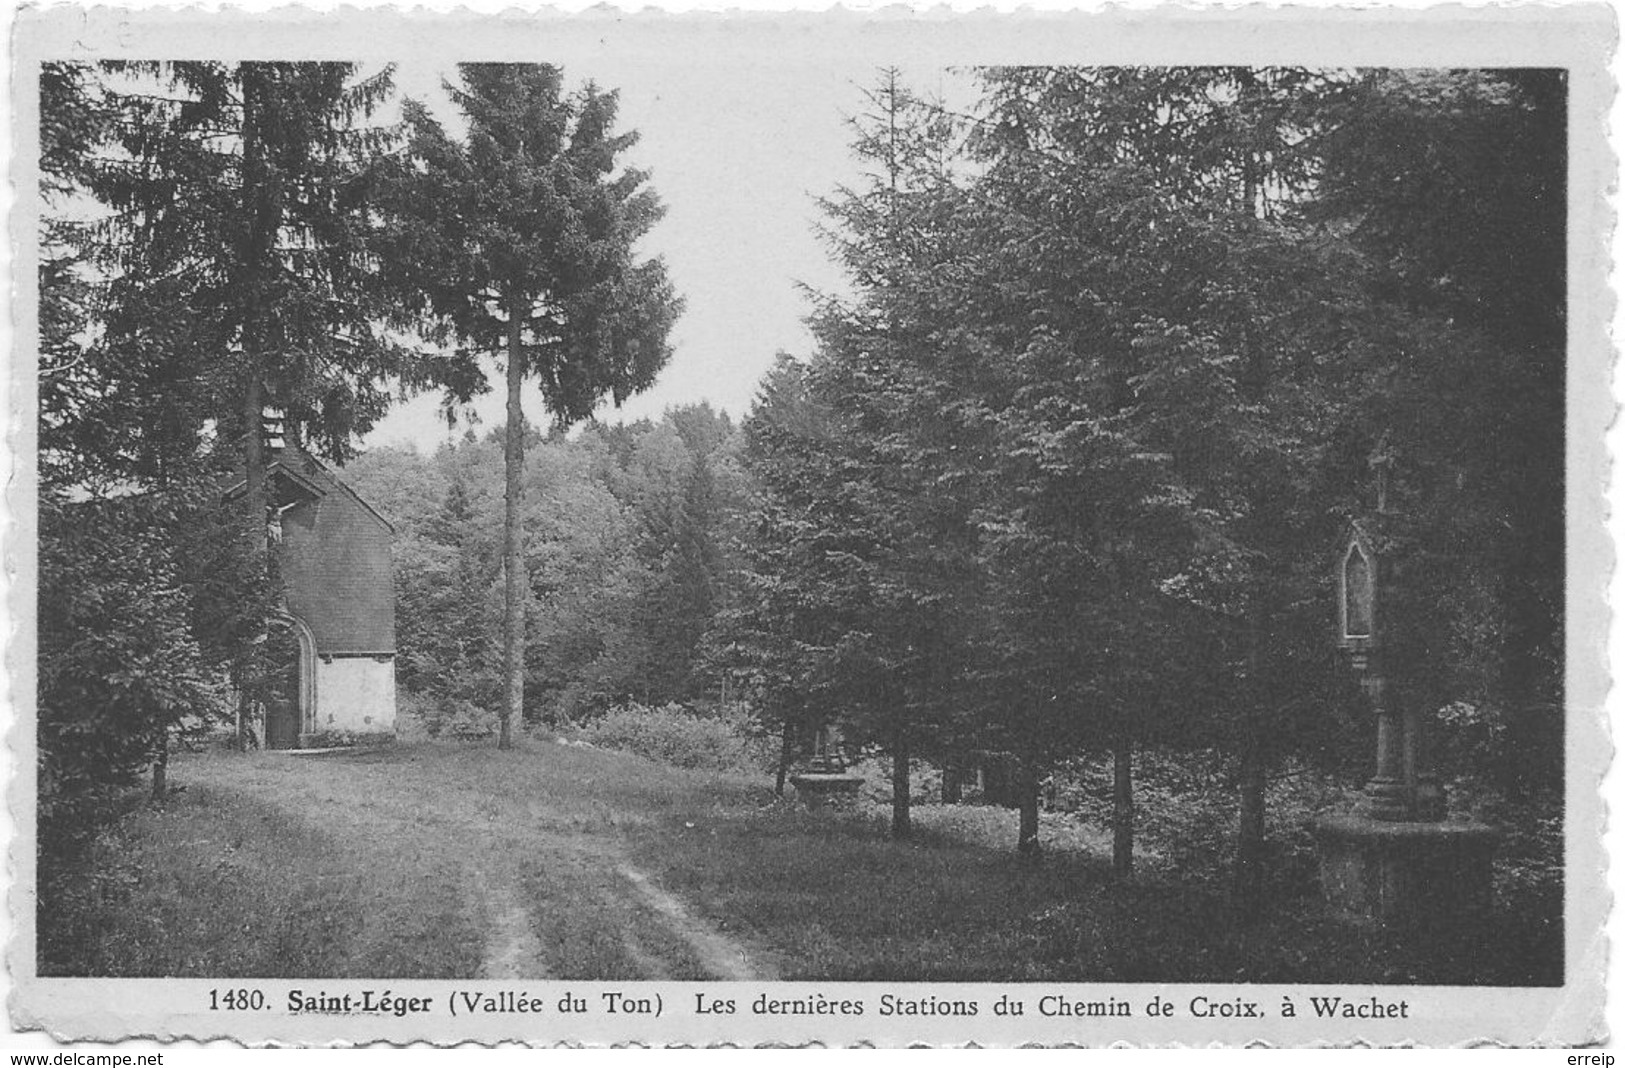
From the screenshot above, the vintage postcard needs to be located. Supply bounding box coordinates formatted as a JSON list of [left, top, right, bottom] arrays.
[[8, 3, 1613, 1048]]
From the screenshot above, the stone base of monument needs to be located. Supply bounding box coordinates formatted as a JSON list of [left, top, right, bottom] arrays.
[[789, 772, 864, 808], [1316, 814, 1497, 927]]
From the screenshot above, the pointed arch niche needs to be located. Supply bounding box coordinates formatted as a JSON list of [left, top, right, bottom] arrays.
[[1338, 533, 1376, 647]]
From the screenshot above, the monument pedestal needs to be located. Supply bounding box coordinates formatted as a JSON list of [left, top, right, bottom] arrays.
[[789, 772, 864, 808], [1316, 813, 1496, 927]]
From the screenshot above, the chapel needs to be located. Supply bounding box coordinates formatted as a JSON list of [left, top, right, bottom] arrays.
[[225, 442, 397, 748]]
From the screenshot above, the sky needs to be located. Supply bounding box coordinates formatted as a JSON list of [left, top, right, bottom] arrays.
[[362, 60, 965, 454]]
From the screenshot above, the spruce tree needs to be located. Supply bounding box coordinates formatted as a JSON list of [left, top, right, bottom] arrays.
[[375, 63, 680, 747], [72, 61, 419, 748], [787, 71, 988, 838]]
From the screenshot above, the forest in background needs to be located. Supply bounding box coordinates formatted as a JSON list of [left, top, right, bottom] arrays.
[[343, 404, 752, 730]]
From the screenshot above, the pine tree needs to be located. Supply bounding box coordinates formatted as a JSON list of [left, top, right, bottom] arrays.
[[37, 63, 352, 798], [771, 71, 992, 838], [729, 356, 862, 795], [68, 61, 421, 748], [375, 63, 681, 747]]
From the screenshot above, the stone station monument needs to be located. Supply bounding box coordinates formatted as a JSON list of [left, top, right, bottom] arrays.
[[789, 723, 864, 808], [1316, 458, 1496, 926]]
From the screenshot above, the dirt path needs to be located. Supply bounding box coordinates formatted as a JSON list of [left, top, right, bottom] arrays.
[[239, 744, 775, 980], [618, 865, 769, 981], [470, 867, 550, 979]]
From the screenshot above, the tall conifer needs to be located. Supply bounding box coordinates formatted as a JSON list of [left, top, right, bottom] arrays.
[[375, 64, 680, 747]]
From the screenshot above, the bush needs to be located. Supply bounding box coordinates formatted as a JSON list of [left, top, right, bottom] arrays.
[[38, 492, 230, 813], [1433, 699, 1509, 779], [399, 690, 498, 740], [299, 729, 396, 750], [842, 755, 941, 807], [1044, 749, 1361, 895], [576, 702, 762, 772]]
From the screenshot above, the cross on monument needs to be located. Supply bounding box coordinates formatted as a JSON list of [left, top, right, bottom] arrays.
[[1337, 440, 1443, 822]]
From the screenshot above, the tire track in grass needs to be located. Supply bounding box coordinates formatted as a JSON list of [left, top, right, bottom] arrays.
[[471, 867, 549, 979], [617, 865, 770, 981], [616, 924, 675, 981], [168, 746, 777, 980]]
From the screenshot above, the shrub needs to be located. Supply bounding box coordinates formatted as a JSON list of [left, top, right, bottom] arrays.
[[399, 690, 498, 740], [1433, 699, 1509, 779], [38, 492, 230, 819], [394, 689, 438, 741], [1044, 749, 1360, 896], [842, 755, 941, 807], [576, 702, 762, 772], [299, 729, 396, 750]]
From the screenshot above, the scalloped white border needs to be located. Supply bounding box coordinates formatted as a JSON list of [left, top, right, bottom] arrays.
[[4, 2, 1615, 1049]]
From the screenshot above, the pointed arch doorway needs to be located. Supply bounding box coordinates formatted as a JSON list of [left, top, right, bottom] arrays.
[[265, 614, 319, 749]]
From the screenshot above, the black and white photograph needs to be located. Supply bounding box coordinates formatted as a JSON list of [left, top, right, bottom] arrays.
[[9, 5, 1612, 1049]]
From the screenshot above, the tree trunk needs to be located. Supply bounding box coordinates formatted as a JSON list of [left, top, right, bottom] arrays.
[[1112, 733, 1134, 878], [1235, 739, 1267, 920], [500, 308, 526, 750], [236, 374, 266, 752], [1017, 756, 1041, 857], [235, 67, 275, 756], [151, 728, 168, 802], [775, 715, 795, 798], [890, 721, 911, 840], [1232, 581, 1271, 921]]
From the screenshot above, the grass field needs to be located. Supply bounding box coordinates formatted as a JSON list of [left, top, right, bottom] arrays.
[[39, 739, 1557, 984]]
